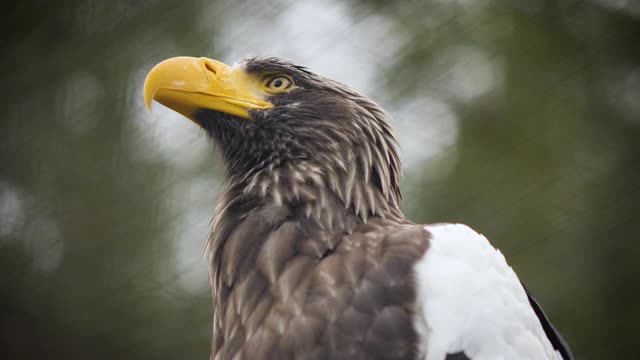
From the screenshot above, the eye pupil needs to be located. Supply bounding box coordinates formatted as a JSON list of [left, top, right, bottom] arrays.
[[268, 76, 292, 91]]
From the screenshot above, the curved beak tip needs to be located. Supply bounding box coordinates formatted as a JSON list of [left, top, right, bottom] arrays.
[[143, 90, 154, 112], [143, 72, 157, 112]]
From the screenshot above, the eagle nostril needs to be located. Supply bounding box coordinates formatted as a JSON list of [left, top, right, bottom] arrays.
[[204, 61, 217, 76]]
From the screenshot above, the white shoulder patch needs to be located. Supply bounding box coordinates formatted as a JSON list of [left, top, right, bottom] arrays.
[[413, 223, 562, 360]]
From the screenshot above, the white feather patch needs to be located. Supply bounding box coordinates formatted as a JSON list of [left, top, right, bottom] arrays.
[[413, 223, 562, 360]]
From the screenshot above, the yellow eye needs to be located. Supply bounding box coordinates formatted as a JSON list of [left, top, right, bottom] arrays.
[[266, 76, 293, 91]]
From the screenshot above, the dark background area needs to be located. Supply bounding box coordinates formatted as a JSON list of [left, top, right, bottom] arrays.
[[1, 0, 639, 359]]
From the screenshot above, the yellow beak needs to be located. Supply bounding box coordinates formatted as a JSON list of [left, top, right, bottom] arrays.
[[143, 57, 273, 121]]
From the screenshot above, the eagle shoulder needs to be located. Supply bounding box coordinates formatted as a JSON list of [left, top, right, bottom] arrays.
[[413, 223, 563, 360]]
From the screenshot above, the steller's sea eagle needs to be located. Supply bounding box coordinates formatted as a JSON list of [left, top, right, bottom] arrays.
[[143, 56, 573, 360]]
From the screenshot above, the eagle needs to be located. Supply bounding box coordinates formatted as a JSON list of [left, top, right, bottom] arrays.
[[143, 56, 573, 360]]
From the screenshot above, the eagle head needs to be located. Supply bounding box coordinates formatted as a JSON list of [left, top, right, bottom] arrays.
[[144, 56, 403, 222]]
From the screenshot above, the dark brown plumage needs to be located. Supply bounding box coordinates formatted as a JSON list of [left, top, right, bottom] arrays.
[[211, 214, 428, 359]]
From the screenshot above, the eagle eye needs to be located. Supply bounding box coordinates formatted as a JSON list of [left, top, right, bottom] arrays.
[[265, 75, 293, 92]]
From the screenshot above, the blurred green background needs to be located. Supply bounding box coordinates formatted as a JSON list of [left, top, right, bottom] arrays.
[[1, 0, 639, 359]]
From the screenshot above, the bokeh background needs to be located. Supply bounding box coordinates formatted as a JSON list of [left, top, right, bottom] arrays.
[[2, 0, 639, 359]]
